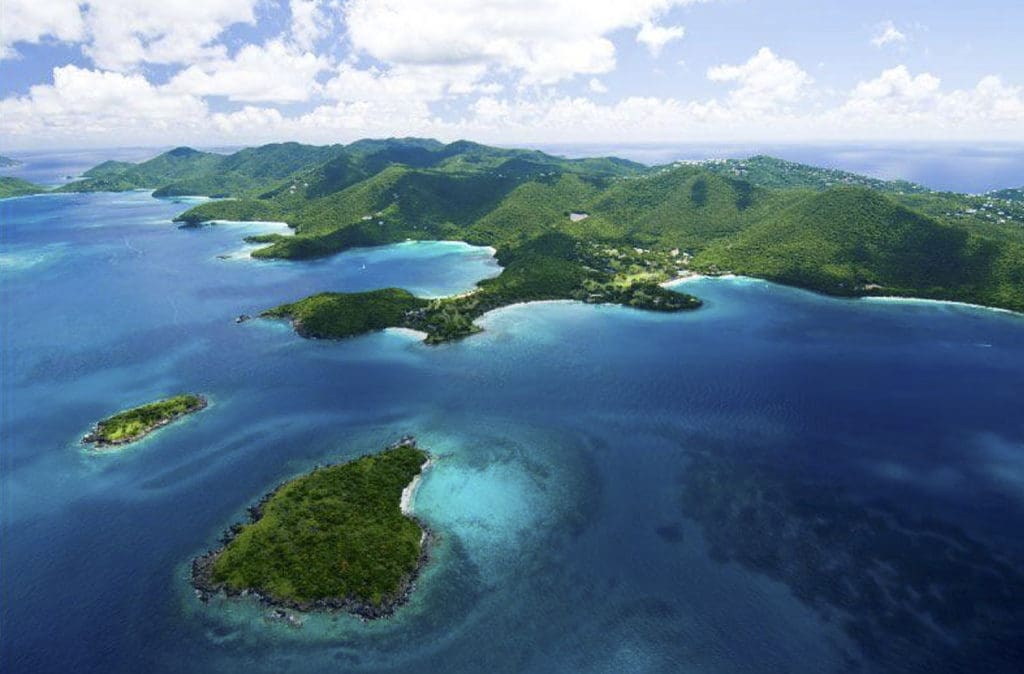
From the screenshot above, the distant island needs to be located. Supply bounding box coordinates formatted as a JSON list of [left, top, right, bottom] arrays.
[[0, 154, 22, 168], [192, 437, 431, 620], [0, 176, 46, 199], [83, 394, 207, 448], [64, 139, 1024, 323]]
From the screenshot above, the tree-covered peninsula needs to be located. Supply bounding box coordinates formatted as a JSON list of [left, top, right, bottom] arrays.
[[70, 138, 1024, 318], [263, 236, 702, 344], [192, 438, 431, 619], [0, 176, 46, 198], [83, 394, 207, 448]]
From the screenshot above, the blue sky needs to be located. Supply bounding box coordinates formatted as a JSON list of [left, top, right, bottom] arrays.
[[2, 1, 1022, 149]]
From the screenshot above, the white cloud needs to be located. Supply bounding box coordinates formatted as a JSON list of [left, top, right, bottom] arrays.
[[837, 66, 1024, 133], [166, 40, 329, 103], [83, 0, 260, 70], [707, 47, 812, 111], [589, 78, 609, 93], [0, 65, 207, 140], [1, 0, 85, 59], [323, 62, 491, 103], [870, 20, 907, 48], [289, 0, 330, 51], [14, 0, 260, 70], [636, 21, 685, 57], [342, 0, 704, 84]]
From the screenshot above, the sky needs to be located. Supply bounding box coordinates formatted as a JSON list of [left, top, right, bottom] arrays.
[[1, 0, 1023, 150]]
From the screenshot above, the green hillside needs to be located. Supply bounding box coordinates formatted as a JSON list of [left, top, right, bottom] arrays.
[[59, 143, 345, 197], [701, 155, 930, 194], [0, 176, 46, 198], [694, 187, 1024, 309], [70, 138, 1024, 330], [989, 187, 1024, 202]]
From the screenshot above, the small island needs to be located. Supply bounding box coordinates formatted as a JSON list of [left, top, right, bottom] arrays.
[[83, 394, 207, 448], [192, 437, 432, 620]]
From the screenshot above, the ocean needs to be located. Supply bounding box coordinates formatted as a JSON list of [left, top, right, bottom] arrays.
[[2, 152, 1023, 673]]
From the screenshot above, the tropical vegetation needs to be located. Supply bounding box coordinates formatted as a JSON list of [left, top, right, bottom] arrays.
[[67, 139, 1024, 328], [199, 441, 429, 610]]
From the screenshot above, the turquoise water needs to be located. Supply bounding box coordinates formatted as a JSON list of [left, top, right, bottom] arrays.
[[3, 189, 1024, 673]]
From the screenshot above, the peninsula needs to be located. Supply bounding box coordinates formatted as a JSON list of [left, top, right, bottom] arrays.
[[65, 139, 1024, 328], [191, 437, 431, 619], [83, 394, 207, 448], [0, 176, 46, 198]]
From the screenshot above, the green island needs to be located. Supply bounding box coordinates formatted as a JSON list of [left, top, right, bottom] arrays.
[[191, 437, 431, 619], [0, 176, 46, 198], [65, 139, 1024, 339], [83, 394, 207, 448]]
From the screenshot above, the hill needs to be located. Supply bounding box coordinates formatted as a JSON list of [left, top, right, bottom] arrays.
[[70, 139, 1024, 328], [0, 176, 46, 198], [699, 155, 930, 194], [693, 187, 1024, 310]]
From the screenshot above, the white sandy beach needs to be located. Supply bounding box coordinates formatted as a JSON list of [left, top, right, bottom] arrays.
[[400, 457, 433, 516]]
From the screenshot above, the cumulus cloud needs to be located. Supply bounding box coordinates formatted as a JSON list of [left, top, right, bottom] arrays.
[[81, 0, 260, 71], [707, 47, 812, 111], [636, 21, 685, 57], [289, 0, 331, 51], [2, 4, 1023, 148], [0, 65, 207, 140], [343, 0, 703, 84], [0, 0, 260, 69], [323, 62, 493, 103], [166, 41, 329, 103], [1, 0, 86, 59], [870, 20, 907, 48], [837, 66, 1024, 133]]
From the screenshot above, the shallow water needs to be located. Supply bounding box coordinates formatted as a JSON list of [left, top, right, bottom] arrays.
[[3, 189, 1023, 673]]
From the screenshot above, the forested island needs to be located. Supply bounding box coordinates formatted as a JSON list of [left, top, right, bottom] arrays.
[[65, 139, 1024, 329], [192, 437, 431, 620], [83, 394, 207, 448], [0, 176, 46, 198]]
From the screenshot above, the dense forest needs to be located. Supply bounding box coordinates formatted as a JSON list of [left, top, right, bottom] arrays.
[[61, 138, 1024, 326]]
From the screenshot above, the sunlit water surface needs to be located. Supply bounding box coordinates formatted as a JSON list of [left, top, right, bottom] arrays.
[[3, 187, 1023, 673]]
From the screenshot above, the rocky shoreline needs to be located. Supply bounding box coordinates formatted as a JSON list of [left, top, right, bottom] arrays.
[[83, 395, 208, 448], [190, 436, 434, 622]]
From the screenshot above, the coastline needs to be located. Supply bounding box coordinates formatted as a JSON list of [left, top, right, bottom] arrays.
[[860, 295, 1022, 317], [663, 273, 1022, 318], [82, 394, 208, 450], [191, 437, 434, 621], [385, 326, 430, 340], [401, 456, 433, 516]]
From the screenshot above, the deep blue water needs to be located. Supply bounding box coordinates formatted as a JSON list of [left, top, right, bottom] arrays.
[[3, 187, 1024, 673]]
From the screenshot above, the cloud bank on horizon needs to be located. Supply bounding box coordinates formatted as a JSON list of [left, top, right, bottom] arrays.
[[1, 0, 1022, 149]]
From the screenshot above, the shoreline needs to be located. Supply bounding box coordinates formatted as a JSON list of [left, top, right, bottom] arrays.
[[401, 456, 433, 516], [191, 437, 434, 622], [662, 273, 1022, 317], [860, 295, 1022, 316]]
